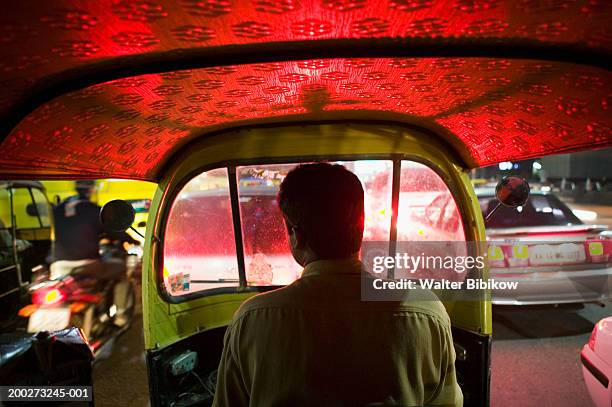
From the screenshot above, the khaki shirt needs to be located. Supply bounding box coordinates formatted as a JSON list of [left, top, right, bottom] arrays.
[[213, 258, 463, 407]]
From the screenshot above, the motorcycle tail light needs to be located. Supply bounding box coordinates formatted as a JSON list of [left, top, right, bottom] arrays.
[[33, 287, 66, 306], [70, 302, 87, 313], [18, 304, 38, 317]]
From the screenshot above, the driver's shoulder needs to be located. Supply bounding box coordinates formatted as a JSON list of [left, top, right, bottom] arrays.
[[232, 281, 305, 321]]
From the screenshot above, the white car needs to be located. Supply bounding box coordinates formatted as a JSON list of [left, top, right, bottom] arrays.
[[582, 317, 612, 407], [477, 189, 612, 305]]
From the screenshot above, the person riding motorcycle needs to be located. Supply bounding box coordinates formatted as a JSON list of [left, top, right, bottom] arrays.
[[50, 180, 139, 326]]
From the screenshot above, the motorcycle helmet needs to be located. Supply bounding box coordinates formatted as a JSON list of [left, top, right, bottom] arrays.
[[75, 180, 96, 199]]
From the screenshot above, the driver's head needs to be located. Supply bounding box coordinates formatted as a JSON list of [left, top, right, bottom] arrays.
[[75, 180, 96, 200], [278, 163, 364, 266]]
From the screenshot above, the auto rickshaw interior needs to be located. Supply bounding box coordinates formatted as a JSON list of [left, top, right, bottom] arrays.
[[116, 123, 490, 407], [0, 1, 609, 406]]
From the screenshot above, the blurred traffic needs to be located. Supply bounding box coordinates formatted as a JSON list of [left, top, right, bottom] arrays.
[[0, 151, 611, 406], [0, 180, 155, 353]]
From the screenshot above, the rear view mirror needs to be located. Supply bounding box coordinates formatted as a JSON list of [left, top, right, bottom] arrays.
[[495, 176, 530, 207], [100, 200, 135, 233], [485, 176, 530, 223]]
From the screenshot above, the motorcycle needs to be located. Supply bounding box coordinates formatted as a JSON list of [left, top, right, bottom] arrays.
[[19, 239, 137, 354]]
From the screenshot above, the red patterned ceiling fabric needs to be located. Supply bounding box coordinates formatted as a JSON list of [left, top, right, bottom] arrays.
[[2, 58, 609, 180], [0, 1, 610, 180]]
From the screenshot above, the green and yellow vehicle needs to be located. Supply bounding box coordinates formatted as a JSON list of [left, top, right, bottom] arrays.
[[138, 125, 493, 406], [0, 181, 53, 332], [96, 180, 156, 243], [43, 180, 155, 243], [0, 0, 609, 405]]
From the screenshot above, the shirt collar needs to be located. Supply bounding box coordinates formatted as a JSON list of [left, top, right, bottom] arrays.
[[301, 256, 362, 278]]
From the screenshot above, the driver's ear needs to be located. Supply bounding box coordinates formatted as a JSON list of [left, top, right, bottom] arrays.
[[291, 226, 305, 249]]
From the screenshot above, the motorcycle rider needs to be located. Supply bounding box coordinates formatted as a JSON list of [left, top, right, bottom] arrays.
[[50, 180, 138, 326]]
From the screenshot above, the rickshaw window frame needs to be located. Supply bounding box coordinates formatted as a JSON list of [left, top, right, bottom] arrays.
[[27, 187, 44, 228], [157, 152, 471, 304], [7, 187, 21, 282], [227, 166, 248, 288]]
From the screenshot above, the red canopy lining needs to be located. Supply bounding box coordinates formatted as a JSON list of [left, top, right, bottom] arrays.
[[1, 57, 609, 181], [0, 1, 610, 180], [1, 38, 608, 139], [0, 0, 610, 122]]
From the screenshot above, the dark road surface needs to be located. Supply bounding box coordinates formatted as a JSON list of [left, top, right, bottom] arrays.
[[490, 302, 610, 407], [93, 285, 610, 407], [92, 289, 149, 407]]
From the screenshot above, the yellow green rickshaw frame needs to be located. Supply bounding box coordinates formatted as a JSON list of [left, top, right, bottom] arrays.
[[141, 122, 490, 351]]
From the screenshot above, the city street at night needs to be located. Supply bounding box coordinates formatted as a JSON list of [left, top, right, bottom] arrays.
[[0, 3, 610, 405], [491, 303, 610, 407]]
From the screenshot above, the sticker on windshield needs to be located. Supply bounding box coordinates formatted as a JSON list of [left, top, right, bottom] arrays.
[[168, 272, 190, 293]]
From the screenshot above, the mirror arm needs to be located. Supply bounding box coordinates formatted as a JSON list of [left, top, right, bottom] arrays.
[[129, 226, 146, 240], [128, 225, 162, 243], [484, 202, 501, 223]]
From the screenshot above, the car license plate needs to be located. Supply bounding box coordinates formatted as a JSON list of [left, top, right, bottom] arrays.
[[530, 243, 586, 266], [27, 307, 71, 333]]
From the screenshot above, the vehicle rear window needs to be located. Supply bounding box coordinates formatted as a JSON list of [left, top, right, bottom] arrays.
[[478, 194, 582, 228]]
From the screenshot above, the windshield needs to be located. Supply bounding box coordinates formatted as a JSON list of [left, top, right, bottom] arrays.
[[478, 194, 583, 229], [163, 159, 465, 296]]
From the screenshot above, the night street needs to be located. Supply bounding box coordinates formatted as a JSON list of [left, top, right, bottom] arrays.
[[92, 289, 148, 407], [0, 3, 610, 406], [490, 303, 609, 407]]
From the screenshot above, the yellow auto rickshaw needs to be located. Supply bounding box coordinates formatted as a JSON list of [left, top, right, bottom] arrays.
[[42, 179, 156, 242], [0, 1, 609, 406], [0, 181, 53, 331]]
